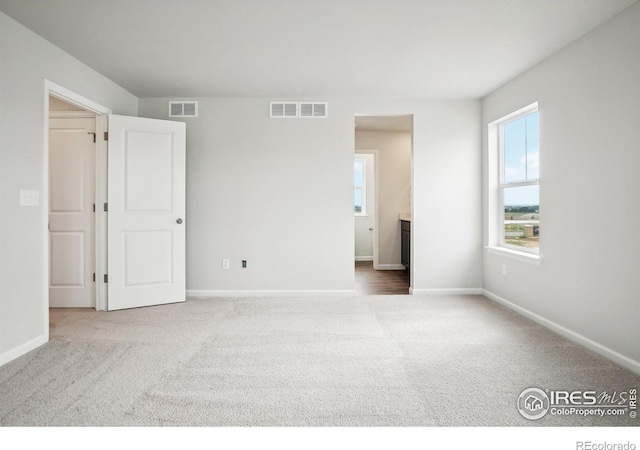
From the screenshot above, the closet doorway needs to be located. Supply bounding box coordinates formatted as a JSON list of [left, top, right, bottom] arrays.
[[49, 96, 98, 308]]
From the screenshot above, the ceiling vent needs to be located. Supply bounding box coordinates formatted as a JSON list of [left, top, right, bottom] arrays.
[[169, 101, 198, 118], [299, 102, 328, 118], [270, 102, 298, 118]]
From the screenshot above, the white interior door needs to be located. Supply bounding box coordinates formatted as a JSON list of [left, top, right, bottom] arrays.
[[49, 117, 96, 308], [107, 114, 186, 310]]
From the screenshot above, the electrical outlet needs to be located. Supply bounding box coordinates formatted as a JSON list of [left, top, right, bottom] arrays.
[[502, 264, 507, 276], [222, 259, 230, 270], [242, 260, 247, 268]]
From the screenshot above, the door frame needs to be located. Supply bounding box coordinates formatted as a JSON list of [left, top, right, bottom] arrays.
[[354, 113, 414, 292], [44, 80, 112, 315], [355, 150, 379, 269]]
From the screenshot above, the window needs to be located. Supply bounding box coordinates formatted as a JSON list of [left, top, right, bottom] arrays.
[[354, 157, 366, 216], [499, 105, 540, 254]]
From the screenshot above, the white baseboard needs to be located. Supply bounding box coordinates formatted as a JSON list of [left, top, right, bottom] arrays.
[[411, 288, 483, 296], [187, 290, 357, 298], [376, 264, 406, 270], [0, 334, 48, 367], [483, 289, 640, 376], [355, 256, 373, 262]]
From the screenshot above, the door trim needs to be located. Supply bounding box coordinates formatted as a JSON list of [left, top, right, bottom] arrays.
[[44, 80, 112, 315]]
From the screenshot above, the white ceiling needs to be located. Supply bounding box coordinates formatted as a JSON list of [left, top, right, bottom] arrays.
[[0, 0, 636, 99]]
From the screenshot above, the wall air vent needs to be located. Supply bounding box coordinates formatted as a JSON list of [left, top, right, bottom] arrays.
[[299, 102, 328, 118], [270, 102, 298, 118], [169, 101, 198, 117]]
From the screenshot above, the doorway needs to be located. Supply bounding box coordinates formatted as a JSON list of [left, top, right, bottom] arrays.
[[49, 103, 97, 307], [45, 81, 112, 312], [354, 114, 413, 295], [45, 81, 187, 315]]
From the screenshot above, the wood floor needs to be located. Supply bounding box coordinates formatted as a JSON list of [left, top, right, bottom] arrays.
[[355, 261, 410, 295]]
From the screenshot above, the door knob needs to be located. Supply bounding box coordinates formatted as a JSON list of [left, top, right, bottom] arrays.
[[369, 228, 374, 231], [176, 218, 183, 224]]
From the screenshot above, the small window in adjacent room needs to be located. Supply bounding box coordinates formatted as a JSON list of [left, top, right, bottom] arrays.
[[354, 157, 366, 216], [498, 105, 540, 254]]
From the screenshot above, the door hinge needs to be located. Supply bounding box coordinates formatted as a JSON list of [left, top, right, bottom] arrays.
[[93, 273, 96, 283], [104, 274, 108, 283], [93, 203, 96, 212], [104, 131, 109, 141], [88, 132, 96, 143], [103, 203, 108, 212]]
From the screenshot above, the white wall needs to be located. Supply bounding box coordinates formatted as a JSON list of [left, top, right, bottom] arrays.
[[139, 98, 482, 296], [354, 152, 375, 260], [356, 131, 411, 267], [0, 8, 482, 367], [482, 3, 640, 371], [0, 11, 138, 365]]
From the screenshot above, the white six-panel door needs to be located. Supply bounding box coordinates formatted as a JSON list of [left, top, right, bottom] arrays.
[[107, 114, 186, 310], [49, 117, 96, 308]]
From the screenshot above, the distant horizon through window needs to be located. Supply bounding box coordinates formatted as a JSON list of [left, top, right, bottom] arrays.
[[500, 108, 540, 254]]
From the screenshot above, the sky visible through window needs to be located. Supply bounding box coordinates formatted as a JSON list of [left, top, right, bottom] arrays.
[[504, 111, 539, 205], [502, 110, 539, 252]]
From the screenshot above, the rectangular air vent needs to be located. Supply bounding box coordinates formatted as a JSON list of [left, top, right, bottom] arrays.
[[299, 102, 328, 118], [270, 102, 298, 118], [169, 101, 198, 117]]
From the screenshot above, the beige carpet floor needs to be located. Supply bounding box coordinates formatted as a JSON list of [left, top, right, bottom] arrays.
[[1, 295, 638, 426]]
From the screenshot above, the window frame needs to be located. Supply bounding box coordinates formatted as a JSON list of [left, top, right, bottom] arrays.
[[497, 104, 540, 255], [354, 156, 367, 217]]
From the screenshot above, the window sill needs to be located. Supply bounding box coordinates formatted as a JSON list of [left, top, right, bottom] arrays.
[[484, 246, 541, 266]]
